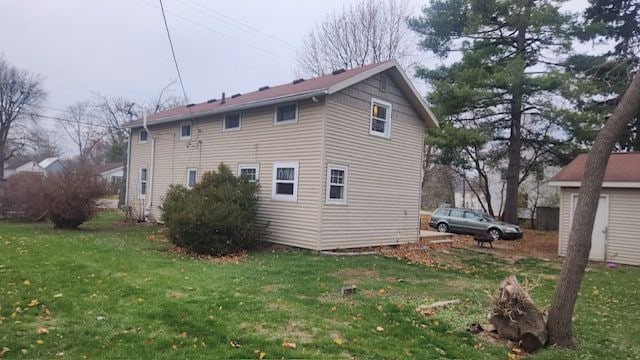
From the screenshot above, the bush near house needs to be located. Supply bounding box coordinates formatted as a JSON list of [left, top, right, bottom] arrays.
[[0, 164, 107, 228], [0, 173, 49, 221], [161, 163, 268, 255], [44, 165, 108, 229]]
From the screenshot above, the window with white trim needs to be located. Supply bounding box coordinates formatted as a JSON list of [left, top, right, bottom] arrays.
[[139, 166, 148, 199], [370, 98, 392, 138], [326, 164, 348, 204], [180, 123, 192, 140], [186, 168, 198, 188], [272, 162, 299, 201], [224, 113, 241, 131], [274, 103, 298, 124], [139, 129, 148, 143], [238, 164, 259, 182]]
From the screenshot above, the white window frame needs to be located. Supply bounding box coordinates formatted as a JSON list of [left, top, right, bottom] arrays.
[[138, 129, 148, 144], [186, 167, 198, 189], [271, 161, 299, 202], [325, 164, 348, 205], [238, 163, 259, 182], [273, 103, 298, 125], [369, 98, 392, 138], [138, 165, 148, 199], [179, 123, 192, 140], [223, 113, 242, 131]]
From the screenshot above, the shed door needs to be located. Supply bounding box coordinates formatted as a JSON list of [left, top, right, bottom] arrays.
[[571, 194, 608, 261]]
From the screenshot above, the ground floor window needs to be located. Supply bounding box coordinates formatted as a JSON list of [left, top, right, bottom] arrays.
[[186, 168, 198, 188], [272, 162, 299, 201], [139, 166, 148, 199], [238, 164, 259, 182], [326, 164, 348, 204]]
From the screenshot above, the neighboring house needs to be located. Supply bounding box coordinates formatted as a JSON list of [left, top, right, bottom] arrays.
[[38, 157, 65, 174], [549, 152, 640, 265], [99, 163, 124, 184], [4, 157, 65, 178], [123, 60, 438, 250]]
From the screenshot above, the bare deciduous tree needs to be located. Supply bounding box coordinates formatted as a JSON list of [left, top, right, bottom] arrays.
[[61, 101, 106, 164], [546, 71, 640, 347], [0, 57, 46, 179], [296, 0, 413, 77]]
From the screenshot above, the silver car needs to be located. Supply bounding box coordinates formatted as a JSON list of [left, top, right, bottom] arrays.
[[428, 207, 523, 240]]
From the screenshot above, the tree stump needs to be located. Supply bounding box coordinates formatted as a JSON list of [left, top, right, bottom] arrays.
[[488, 276, 547, 352]]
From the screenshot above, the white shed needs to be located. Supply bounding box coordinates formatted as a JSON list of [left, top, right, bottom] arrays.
[[549, 153, 640, 265]]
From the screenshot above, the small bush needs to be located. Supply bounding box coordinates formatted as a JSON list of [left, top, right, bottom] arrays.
[[44, 164, 108, 229], [161, 163, 268, 255], [0, 173, 48, 221]]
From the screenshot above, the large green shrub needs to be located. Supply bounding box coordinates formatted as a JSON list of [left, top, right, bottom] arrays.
[[161, 164, 268, 255]]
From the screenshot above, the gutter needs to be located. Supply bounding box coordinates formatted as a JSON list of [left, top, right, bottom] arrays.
[[122, 90, 328, 129], [143, 116, 156, 218]]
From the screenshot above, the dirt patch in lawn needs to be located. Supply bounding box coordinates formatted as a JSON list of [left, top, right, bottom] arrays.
[[419, 214, 559, 261]]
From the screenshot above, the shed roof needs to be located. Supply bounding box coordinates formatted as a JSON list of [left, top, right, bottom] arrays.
[[550, 152, 640, 188], [123, 60, 438, 129]]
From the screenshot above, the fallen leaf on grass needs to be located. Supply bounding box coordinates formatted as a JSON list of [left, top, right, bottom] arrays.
[[229, 341, 241, 348], [143, 338, 154, 345], [27, 299, 39, 307], [55, 351, 64, 357], [53, 293, 63, 298], [254, 350, 266, 359], [282, 341, 297, 349], [333, 337, 343, 345], [36, 339, 44, 345], [23, 280, 31, 286], [36, 327, 49, 334], [376, 326, 385, 332], [0, 347, 9, 358], [179, 332, 187, 338]]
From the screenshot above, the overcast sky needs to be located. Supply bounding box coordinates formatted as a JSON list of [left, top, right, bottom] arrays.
[[1, 0, 589, 156]]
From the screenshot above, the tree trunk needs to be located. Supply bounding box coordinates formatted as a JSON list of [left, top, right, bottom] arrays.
[[0, 145, 5, 180], [546, 72, 640, 347], [503, 26, 527, 224]]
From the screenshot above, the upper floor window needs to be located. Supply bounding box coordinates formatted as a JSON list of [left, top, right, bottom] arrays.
[[326, 164, 348, 205], [186, 168, 198, 188], [238, 164, 259, 182], [180, 123, 192, 140], [274, 103, 298, 124], [224, 113, 241, 131], [370, 98, 392, 138], [272, 162, 299, 201], [139, 129, 148, 143]]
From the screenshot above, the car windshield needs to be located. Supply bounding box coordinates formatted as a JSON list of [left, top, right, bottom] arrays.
[[482, 214, 495, 222]]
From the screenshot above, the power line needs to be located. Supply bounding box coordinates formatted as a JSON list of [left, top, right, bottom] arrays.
[[177, 0, 297, 50], [29, 113, 112, 129], [139, 0, 294, 65], [159, 0, 191, 105]]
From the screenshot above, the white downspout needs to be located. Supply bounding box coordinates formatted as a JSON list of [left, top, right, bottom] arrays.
[[124, 128, 132, 209], [143, 116, 156, 218]]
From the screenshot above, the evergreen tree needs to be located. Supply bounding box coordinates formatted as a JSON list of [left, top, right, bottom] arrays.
[[409, 0, 577, 222]]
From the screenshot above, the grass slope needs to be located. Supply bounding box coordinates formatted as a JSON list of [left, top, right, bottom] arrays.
[[0, 212, 639, 359]]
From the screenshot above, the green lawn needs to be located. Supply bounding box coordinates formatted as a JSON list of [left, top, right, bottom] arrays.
[[1, 212, 639, 359]]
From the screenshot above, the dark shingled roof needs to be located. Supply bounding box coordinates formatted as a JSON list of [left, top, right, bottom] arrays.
[[551, 152, 640, 183]]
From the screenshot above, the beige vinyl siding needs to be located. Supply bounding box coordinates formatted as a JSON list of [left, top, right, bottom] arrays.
[[126, 99, 324, 249], [558, 187, 640, 265], [320, 71, 425, 249]]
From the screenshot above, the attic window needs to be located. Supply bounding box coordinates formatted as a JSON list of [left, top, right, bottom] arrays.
[[370, 98, 392, 138], [379, 74, 388, 92]]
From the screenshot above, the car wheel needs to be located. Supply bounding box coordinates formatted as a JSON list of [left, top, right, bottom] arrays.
[[437, 223, 449, 233], [488, 228, 501, 241]]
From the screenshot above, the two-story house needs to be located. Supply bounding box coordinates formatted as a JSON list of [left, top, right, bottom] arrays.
[[123, 60, 438, 250]]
